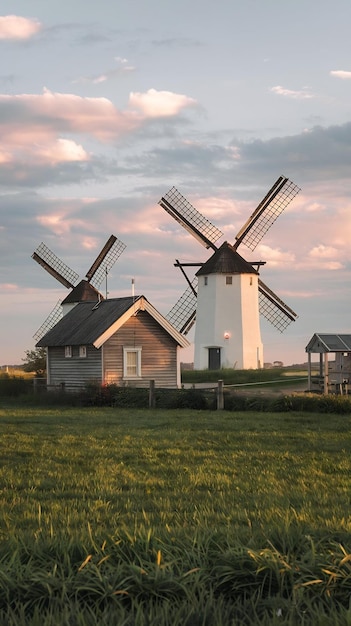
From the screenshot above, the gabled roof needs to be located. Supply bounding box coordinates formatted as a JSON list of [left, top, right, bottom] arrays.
[[36, 296, 189, 349], [306, 333, 351, 353], [61, 279, 102, 304], [196, 241, 258, 276]]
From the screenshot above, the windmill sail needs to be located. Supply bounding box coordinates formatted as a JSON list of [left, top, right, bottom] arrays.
[[86, 235, 126, 288], [159, 187, 223, 250], [33, 300, 63, 341], [258, 279, 298, 332], [234, 176, 300, 251], [32, 243, 79, 289], [165, 278, 198, 335]]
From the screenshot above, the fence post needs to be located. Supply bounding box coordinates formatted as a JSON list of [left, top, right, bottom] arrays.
[[217, 379, 224, 410], [149, 380, 156, 408]]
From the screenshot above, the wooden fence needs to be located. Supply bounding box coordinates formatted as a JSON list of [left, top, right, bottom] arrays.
[[32, 378, 226, 410]]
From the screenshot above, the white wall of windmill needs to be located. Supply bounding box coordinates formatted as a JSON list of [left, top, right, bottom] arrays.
[[62, 302, 79, 316], [194, 272, 263, 370]]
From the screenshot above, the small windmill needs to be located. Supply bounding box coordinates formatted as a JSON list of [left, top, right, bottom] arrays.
[[158, 176, 300, 369], [32, 235, 126, 340]]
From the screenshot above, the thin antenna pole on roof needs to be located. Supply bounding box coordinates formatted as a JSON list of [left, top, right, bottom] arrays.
[[105, 267, 108, 299], [132, 278, 135, 300]]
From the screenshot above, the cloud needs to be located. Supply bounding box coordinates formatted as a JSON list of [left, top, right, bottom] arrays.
[[0, 87, 196, 145], [73, 57, 136, 85], [129, 89, 197, 118], [309, 244, 336, 259], [256, 244, 295, 267], [0, 87, 198, 186], [1, 283, 17, 291], [0, 88, 134, 141], [36, 213, 89, 237], [306, 201, 326, 213], [31, 139, 89, 164], [271, 85, 314, 99], [0, 15, 42, 40], [237, 122, 351, 183], [308, 244, 341, 263], [330, 70, 351, 80]]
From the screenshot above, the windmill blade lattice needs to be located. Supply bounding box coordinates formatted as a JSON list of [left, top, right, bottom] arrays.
[[32, 243, 80, 289], [33, 300, 63, 341], [166, 278, 198, 335], [159, 187, 223, 250], [234, 176, 301, 251], [87, 235, 126, 289], [258, 279, 298, 333]]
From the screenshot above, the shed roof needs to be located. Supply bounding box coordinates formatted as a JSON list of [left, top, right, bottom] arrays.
[[36, 296, 189, 349], [305, 333, 351, 353], [196, 242, 258, 276]]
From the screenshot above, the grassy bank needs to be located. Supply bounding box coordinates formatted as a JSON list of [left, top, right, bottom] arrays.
[[0, 406, 350, 624]]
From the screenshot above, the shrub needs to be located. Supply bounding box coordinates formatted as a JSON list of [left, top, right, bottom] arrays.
[[0, 374, 32, 397]]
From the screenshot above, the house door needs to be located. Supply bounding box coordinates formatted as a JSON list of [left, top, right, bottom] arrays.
[[208, 347, 221, 370]]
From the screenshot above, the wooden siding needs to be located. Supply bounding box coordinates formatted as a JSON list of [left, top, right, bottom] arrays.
[[48, 344, 102, 390], [103, 311, 179, 388]]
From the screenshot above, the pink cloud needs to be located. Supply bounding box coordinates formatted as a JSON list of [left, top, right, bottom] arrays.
[[33, 139, 89, 164], [309, 244, 339, 259], [0, 88, 197, 166], [36, 212, 92, 237], [257, 244, 295, 267], [330, 70, 351, 80], [0, 15, 41, 39], [271, 85, 314, 99], [129, 88, 197, 117], [1, 283, 18, 291]]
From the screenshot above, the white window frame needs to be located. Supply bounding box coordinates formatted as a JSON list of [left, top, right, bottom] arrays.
[[123, 347, 142, 379], [79, 345, 87, 358], [65, 345, 72, 358]]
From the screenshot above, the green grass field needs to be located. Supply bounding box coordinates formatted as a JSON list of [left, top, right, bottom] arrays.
[[0, 406, 350, 624]]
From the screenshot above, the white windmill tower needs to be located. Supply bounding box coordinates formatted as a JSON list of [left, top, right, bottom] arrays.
[[158, 176, 300, 370], [32, 234, 126, 340]]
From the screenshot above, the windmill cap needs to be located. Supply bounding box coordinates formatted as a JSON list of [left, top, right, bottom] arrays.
[[196, 241, 259, 276], [61, 279, 103, 304]]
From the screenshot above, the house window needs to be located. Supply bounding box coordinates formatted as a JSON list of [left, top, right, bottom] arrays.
[[204, 276, 208, 286], [226, 276, 232, 285], [65, 346, 72, 358], [123, 347, 142, 378], [79, 345, 87, 358]]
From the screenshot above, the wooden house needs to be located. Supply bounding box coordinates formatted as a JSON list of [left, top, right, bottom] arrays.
[[36, 296, 189, 390]]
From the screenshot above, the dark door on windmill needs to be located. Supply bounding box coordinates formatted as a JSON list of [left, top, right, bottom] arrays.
[[208, 347, 221, 370]]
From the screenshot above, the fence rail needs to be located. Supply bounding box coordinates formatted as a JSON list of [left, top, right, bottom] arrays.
[[29, 377, 311, 410]]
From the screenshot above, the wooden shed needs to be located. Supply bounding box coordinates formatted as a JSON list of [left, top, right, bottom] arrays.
[[305, 333, 351, 394], [37, 295, 189, 390]]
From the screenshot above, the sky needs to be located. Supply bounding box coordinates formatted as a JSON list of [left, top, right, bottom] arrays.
[[1, 0, 351, 367]]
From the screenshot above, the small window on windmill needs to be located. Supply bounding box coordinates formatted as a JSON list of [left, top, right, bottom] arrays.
[[79, 345, 87, 358], [226, 276, 232, 285], [204, 276, 208, 286], [65, 346, 72, 358]]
